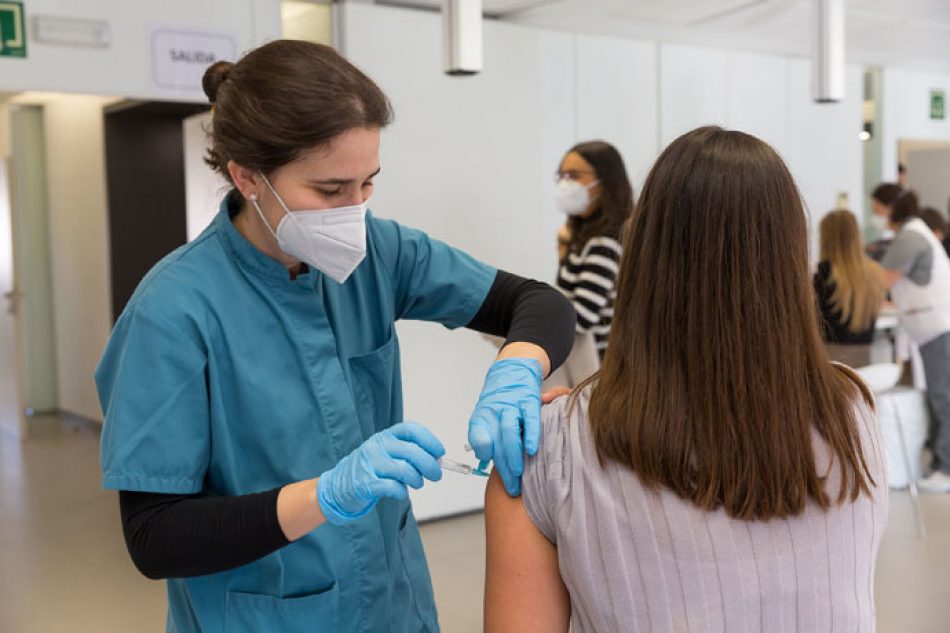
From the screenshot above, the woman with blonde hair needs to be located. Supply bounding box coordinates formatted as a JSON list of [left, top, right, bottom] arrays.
[[484, 127, 887, 633], [814, 209, 886, 368]]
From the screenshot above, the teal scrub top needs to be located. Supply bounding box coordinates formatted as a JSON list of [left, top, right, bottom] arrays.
[[96, 194, 496, 633]]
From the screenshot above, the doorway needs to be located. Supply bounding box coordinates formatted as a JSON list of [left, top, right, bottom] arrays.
[[103, 101, 208, 321], [0, 94, 210, 432], [0, 154, 17, 437], [900, 139, 950, 217], [0, 102, 59, 438]]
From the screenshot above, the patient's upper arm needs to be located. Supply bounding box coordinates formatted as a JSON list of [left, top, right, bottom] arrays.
[[483, 470, 570, 633]]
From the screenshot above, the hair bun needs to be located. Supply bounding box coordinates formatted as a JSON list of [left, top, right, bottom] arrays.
[[202, 61, 235, 103]]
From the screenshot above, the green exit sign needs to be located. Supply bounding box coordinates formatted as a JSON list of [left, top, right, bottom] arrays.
[[0, 1, 25, 58], [931, 89, 946, 121]]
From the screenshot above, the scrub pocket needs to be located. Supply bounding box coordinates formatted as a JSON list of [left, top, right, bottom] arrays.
[[397, 507, 439, 631], [348, 325, 400, 438], [224, 584, 339, 633]]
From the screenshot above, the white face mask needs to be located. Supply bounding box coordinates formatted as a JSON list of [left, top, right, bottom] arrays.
[[870, 213, 889, 231], [555, 178, 599, 216], [251, 174, 368, 284]]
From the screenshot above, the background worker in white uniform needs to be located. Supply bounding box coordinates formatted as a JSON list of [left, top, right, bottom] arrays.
[[876, 190, 950, 493]]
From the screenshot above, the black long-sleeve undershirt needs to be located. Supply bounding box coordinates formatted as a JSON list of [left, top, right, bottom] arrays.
[[120, 488, 288, 580], [119, 270, 574, 580], [467, 270, 575, 369]]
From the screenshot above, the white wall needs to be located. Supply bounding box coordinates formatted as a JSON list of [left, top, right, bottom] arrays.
[[43, 96, 116, 422], [339, 3, 868, 520], [659, 44, 729, 147], [783, 59, 864, 254], [576, 35, 659, 189], [183, 111, 227, 241], [658, 44, 865, 248], [0, 0, 280, 100], [725, 51, 789, 153], [882, 67, 950, 183], [343, 3, 572, 520]]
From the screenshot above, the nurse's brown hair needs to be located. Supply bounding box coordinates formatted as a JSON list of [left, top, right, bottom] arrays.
[[201, 40, 392, 199], [581, 126, 876, 521]]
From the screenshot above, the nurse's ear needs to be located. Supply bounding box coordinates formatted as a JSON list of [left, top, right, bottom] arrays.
[[228, 160, 264, 201]]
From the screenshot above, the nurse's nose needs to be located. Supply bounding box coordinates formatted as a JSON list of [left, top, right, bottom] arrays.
[[340, 187, 367, 207]]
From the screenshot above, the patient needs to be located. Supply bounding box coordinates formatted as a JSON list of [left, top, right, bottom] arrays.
[[484, 126, 888, 633]]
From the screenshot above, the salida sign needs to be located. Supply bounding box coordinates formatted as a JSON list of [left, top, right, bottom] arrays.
[[150, 27, 236, 92], [169, 48, 218, 65]]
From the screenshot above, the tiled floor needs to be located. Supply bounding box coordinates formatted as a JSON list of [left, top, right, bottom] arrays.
[[1, 415, 949, 632]]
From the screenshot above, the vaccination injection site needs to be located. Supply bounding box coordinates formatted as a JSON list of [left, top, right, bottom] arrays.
[[6, 0, 950, 631]]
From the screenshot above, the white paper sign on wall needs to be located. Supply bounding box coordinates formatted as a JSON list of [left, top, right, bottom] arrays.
[[149, 27, 236, 94]]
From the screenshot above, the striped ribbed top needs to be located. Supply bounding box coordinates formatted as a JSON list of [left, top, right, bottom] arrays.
[[555, 236, 622, 355], [523, 386, 888, 633]]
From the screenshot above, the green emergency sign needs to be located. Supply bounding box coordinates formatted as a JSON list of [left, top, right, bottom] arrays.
[[0, 1, 26, 58], [931, 89, 946, 121]]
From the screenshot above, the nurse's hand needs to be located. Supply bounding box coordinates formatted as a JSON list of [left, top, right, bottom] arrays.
[[467, 358, 543, 497], [317, 422, 445, 526]]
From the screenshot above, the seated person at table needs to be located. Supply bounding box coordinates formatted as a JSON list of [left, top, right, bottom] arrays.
[[813, 209, 886, 368]]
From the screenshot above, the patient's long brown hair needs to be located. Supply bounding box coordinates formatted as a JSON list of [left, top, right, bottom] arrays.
[[584, 126, 875, 521]]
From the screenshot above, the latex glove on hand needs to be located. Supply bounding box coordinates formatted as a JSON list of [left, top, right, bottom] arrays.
[[318, 422, 445, 526], [467, 358, 543, 497]]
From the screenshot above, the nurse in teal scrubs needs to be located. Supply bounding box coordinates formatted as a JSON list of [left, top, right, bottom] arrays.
[[96, 40, 574, 633]]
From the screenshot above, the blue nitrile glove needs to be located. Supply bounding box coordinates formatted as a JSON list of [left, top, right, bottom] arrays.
[[318, 422, 445, 526], [467, 358, 543, 496]]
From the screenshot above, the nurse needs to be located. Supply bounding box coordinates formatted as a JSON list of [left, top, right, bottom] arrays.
[[96, 40, 575, 633], [874, 189, 950, 493]]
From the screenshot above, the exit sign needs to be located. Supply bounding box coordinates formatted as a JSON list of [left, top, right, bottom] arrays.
[[0, 1, 25, 58], [931, 89, 946, 121]]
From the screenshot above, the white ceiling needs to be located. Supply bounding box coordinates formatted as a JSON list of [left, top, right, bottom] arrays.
[[507, 0, 950, 73], [379, 0, 950, 73]]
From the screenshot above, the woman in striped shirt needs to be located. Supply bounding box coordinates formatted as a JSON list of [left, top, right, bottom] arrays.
[[554, 141, 634, 358]]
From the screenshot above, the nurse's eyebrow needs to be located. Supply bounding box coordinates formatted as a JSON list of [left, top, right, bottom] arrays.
[[309, 167, 381, 186]]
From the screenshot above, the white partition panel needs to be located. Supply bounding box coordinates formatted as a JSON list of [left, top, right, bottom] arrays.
[[183, 111, 228, 241], [725, 52, 790, 157], [342, 3, 574, 520], [659, 46, 862, 259], [659, 44, 728, 147], [537, 32, 577, 255], [576, 35, 659, 189], [784, 59, 864, 255]]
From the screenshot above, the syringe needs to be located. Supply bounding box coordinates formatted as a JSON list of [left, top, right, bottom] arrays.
[[438, 457, 490, 477]]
